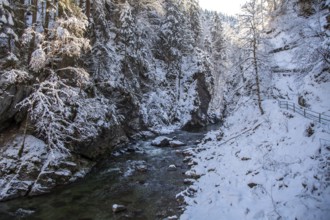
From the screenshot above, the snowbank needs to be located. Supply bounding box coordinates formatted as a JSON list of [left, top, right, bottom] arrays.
[[179, 99, 330, 220]]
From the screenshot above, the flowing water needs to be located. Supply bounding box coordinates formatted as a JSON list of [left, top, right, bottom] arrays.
[[0, 126, 218, 220]]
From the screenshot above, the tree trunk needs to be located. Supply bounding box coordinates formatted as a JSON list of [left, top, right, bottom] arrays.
[[86, 0, 90, 19], [32, 0, 38, 24], [58, 0, 64, 18], [44, 0, 51, 34], [28, 0, 38, 63], [252, 37, 264, 115]]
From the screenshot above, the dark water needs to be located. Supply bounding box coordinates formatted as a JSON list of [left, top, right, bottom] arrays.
[[0, 127, 217, 220]]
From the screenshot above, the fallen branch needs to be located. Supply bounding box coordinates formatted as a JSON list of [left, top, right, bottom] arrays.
[[218, 122, 262, 146]]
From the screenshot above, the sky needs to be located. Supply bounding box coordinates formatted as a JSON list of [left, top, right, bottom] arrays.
[[198, 0, 246, 15]]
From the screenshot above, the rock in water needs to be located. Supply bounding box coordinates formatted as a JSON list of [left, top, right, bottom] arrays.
[[169, 140, 186, 147], [151, 136, 173, 147], [167, 164, 177, 171], [14, 208, 35, 218], [112, 204, 127, 213]]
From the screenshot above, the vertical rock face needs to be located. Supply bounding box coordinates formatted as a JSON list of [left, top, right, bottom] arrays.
[[89, 1, 216, 133], [182, 71, 213, 131], [0, 74, 31, 132], [0, 135, 93, 201]]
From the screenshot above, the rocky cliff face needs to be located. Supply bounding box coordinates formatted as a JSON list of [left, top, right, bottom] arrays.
[[0, 0, 216, 201]]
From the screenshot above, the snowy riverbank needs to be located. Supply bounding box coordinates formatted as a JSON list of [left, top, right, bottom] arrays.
[[179, 98, 330, 220]]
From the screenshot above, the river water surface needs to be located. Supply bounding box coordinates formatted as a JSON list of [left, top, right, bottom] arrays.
[[0, 127, 217, 220]]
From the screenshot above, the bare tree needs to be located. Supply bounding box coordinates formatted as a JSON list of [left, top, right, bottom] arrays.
[[239, 0, 265, 115]]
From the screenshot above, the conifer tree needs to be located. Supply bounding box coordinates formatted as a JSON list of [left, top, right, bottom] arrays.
[[210, 12, 225, 62], [186, 0, 202, 46]]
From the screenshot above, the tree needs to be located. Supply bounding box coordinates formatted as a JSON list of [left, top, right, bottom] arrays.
[[186, 0, 202, 46], [20, 1, 94, 156], [157, 0, 184, 64], [239, 0, 265, 115], [210, 12, 225, 62]]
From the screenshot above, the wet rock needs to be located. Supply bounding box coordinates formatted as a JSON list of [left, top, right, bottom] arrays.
[[248, 183, 258, 188], [164, 215, 178, 220], [188, 160, 198, 167], [128, 160, 148, 174], [140, 131, 156, 139], [182, 150, 194, 157], [75, 124, 129, 160], [241, 157, 251, 161], [14, 208, 35, 218], [187, 186, 198, 193], [167, 164, 177, 171], [126, 147, 137, 153], [151, 136, 173, 147], [175, 150, 182, 155], [169, 140, 186, 148], [183, 178, 195, 185], [195, 140, 201, 144], [183, 157, 192, 163], [136, 164, 148, 173], [184, 170, 201, 179], [112, 204, 127, 213]]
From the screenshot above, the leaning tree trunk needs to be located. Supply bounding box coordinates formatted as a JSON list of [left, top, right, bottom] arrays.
[[252, 37, 264, 115]]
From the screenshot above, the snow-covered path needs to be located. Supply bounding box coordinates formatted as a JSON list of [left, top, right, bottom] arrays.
[[180, 99, 330, 220]]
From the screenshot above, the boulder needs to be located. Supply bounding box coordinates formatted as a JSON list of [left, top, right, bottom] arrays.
[[169, 140, 186, 147], [14, 208, 35, 218], [112, 204, 127, 213], [151, 136, 173, 147], [167, 164, 177, 171]]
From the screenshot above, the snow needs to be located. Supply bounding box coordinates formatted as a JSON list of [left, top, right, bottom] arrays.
[[0, 0, 9, 6], [179, 97, 330, 220], [178, 6, 330, 216]]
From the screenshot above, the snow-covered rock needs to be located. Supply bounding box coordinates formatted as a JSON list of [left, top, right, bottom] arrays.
[[167, 164, 177, 171], [112, 204, 127, 213], [151, 136, 173, 147], [169, 140, 186, 147], [0, 135, 93, 201]]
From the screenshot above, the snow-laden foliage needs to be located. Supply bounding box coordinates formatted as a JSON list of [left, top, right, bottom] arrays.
[[24, 15, 90, 70], [29, 46, 46, 71], [1, 69, 29, 84], [16, 1, 96, 157], [19, 70, 118, 156]]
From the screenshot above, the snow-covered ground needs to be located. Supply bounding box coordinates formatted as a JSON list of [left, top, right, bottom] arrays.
[[179, 96, 330, 219]]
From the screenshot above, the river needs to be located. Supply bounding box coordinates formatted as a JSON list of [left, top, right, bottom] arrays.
[[0, 126, 217, 220]]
